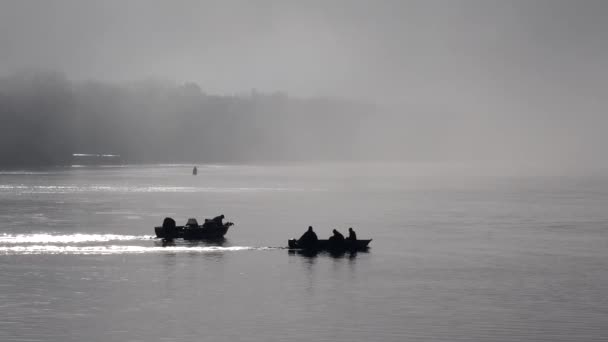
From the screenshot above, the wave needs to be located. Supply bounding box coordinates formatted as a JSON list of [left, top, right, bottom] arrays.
[[0, 245, 271, 255], [0, 185, 317, 194], [0, 171, 55, 175], [0, 233, 279, 255], [0, 233, 154, 244]]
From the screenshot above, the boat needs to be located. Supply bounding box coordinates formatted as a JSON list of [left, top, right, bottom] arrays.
[[155, 217, 233, 240], [287, 238, 372, 251]]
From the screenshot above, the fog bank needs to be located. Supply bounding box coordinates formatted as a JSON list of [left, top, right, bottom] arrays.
[[1, 1, 608, 171]]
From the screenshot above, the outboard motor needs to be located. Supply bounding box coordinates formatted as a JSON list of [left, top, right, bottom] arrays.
[[162, 217, 177, 240]]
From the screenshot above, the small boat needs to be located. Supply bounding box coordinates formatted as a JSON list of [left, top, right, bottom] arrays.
[[287, 238, 372, 251], [155, 218, 233, 240]]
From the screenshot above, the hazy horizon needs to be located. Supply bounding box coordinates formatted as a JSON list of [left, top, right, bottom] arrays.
[[1, 0, 608, 170], [2, 3, 608, 341], [1, 1, 606, 100]]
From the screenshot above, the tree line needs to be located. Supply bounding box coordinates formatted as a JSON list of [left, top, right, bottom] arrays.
[[0, 72, 382, 167]]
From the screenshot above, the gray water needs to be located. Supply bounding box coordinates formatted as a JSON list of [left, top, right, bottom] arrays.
[[1, 163, 607, 342]]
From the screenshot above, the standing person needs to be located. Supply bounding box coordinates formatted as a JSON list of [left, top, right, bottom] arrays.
[[347, 227, 357, 241], [192, 166, 198, 175]]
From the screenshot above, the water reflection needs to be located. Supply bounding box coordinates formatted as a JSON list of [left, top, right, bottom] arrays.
[[161, 250, 178, 268], [155, 238, 231, 261], [154, 238, 227, 248], [186, 238, 227, 247], [160, 239, 175, 247], [288, 249, 369, 259]]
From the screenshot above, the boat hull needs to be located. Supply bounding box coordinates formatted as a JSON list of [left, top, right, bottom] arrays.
[[288, 239, 372, 251], [155, 222, 232, 240]]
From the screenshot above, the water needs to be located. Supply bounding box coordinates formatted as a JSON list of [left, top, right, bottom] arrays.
[[1, 163, 607, 341]]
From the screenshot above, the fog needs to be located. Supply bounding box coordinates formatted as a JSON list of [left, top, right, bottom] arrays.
[[0, 72, 379, 165], [1, 0, 607, 171]]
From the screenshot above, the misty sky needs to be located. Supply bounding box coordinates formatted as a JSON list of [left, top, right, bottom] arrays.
[[1, 0, 608, 168], [1, 0, 606, 102]]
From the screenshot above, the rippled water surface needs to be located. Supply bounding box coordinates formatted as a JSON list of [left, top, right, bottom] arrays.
[[1, 164, 607, 341]]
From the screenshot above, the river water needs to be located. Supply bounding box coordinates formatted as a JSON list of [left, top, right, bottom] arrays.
[[0, 163, 607, 341]]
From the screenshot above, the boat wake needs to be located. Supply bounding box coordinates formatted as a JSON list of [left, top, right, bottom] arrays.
[[0, 233, 278, 255], [0, 184, 322, 194], [0, 245, 273, 255], [0, 233, 155, 244]]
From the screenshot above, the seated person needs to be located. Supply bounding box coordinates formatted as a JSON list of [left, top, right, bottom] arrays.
[[328, 229, 345, 242], [298, 226, 318, 246], [212, 214, 225, 226], [347, 227, 357, 241]]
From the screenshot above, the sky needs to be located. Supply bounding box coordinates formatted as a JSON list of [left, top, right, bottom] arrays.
[[1, 0, 607, 168], [0, 0, 606, 101]]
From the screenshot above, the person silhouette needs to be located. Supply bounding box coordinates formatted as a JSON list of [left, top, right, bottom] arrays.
[[347, 227, 357, 241], [298, 226, 318, 247], [329, 229, 345, 242], [212, 214, 225, 226]]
